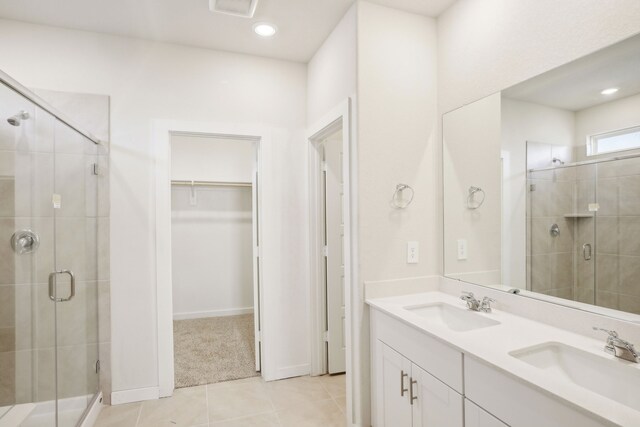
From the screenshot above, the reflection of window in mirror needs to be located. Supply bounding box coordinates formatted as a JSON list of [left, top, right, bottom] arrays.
[[588, 125, 640, 156]]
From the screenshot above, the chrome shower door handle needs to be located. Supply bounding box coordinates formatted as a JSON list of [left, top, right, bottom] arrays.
[[48, 270, 76, 302], [583, 243, 592, 261]]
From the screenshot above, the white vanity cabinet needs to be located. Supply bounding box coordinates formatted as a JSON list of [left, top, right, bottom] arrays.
[[369, 293, 640, 427], [378, 342, 463, 427], [372, 309, 464, 427], [464, 399, 508, 427], [464, 357, 611, 427]]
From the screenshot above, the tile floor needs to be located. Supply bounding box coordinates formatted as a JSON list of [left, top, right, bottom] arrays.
[[94, 374, 346, 427]]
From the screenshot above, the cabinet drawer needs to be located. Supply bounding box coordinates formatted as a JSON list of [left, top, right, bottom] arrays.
[[465, 357, 611, 427], [465, 399, 507, 427], [372, 309, 463, 393]]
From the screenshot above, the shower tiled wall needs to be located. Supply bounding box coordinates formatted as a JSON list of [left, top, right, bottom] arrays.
[[527, 142, 576, 299], [593, 156, 640, 314], [527, 142, 640, 315]]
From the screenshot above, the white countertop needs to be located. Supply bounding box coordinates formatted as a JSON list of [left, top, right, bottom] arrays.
[[366, 291, 640, 427]]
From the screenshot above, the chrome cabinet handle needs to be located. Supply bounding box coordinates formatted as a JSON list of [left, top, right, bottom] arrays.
[[400, 370, 408, 396], [583, 243, 592, 261], [48, 270, 76, 302], [409, 378, 417, 405]]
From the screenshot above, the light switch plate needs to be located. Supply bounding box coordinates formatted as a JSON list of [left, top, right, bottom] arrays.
[[407, 241, 419, 264]]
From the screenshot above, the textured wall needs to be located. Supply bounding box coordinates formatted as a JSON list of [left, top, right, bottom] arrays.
[[438, 0, 640, 114]]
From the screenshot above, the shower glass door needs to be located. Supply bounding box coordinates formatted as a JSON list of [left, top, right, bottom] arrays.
[[527, 164, 597, 303], [0, 85, 57, 426], [0, 81, 99, 426], [52, 119, 100, 426]]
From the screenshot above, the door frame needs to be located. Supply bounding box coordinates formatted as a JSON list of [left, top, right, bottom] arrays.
[[153, 120, 267, 398], [307, 99, 352, 375]]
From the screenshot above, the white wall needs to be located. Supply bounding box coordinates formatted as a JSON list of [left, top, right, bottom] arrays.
[[437, 0, 640, 115], [356, 3, 438, 425], [0, 19, 308, 396], [307, 4, 357, 126], [170, 135, 254, 183], [171, 186, 253, 319], [501, 98, 575, 287], [170, 135, 255, 320]]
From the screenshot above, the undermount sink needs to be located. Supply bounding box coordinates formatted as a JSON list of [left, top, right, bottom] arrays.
[[510, 342, 640, 412], [404, 302, 501, 332]]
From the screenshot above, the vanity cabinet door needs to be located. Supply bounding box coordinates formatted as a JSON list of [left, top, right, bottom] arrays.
[[377, 342, 413, 427], [411, 363, 463, 427], [464, 399, 508, 427]]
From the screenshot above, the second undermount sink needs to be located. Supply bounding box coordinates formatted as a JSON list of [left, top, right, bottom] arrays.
[[510, 342, 640, 412], [404, 302, 501, 332]]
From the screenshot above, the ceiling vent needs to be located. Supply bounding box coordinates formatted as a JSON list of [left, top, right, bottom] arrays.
[[209, 0, 259, 18]]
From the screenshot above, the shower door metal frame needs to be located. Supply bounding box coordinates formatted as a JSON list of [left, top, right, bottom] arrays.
[[0, 69, 101, 145]]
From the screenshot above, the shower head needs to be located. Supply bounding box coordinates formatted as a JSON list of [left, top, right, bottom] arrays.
[[552, 157, 565, 165], [7, 110, 30, 127]]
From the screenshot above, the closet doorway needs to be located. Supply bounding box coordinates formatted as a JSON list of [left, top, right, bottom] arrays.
[[169, 133, 261, 388]]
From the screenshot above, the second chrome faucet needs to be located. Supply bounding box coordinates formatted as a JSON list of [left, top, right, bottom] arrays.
[[461, 291, 495, 313]]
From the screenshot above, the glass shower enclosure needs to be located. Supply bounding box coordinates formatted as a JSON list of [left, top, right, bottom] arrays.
[[0, 75, 100, 425], [527, 153, 640, 315]]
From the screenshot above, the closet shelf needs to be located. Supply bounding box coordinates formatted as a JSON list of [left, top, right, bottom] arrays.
[[171, 180, 252, 187], [563, 213, 594, 218]]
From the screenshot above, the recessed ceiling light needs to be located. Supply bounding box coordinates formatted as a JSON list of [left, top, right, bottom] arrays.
[[601, 87, 619, 95], [253, 22, 277, 37]]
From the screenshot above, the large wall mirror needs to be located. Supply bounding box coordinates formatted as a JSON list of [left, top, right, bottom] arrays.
[[443, 33, 640, 320]]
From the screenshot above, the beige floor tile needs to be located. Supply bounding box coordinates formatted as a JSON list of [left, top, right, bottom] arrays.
[[208, 375, 265, 390], [208, 380, 274, 422], [319, 374, 346, 398], [137, 385, 208, 427], [266, 376, 330, 411], [210, 412, 281, 426], [333, 394, 346, 413], [277, 399, 346, 427], [94, 402, 141, 427]]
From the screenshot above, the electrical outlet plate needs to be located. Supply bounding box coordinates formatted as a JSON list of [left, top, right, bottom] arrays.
[[407, 241, 419, 264], [457, 239, 468, 260]]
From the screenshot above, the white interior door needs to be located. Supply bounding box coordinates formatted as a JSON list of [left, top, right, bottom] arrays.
[[323, 133, 346, 373], [252, 158, 261, 372]]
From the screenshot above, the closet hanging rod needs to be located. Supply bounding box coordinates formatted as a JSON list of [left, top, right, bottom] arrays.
[[171, 180, 252, 188]]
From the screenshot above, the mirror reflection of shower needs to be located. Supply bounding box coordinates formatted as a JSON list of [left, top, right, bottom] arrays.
[[7, 110, 29, 126]]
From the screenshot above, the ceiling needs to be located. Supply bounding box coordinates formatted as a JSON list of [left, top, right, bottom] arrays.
[[503, 33, 640, 112], [0, 0, 457, 63]]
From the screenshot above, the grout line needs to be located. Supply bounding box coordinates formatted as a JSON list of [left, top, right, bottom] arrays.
[[210, 410, 277, 424], [134, 401, 143, 427]]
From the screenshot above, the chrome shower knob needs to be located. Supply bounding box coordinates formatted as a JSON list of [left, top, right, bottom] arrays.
[[11, 229, 40, 255]]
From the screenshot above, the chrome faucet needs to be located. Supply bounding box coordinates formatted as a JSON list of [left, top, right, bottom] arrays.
[[593, 327, 639, 363], [461, 292, 495, 313], [480, 296, 496, 313]]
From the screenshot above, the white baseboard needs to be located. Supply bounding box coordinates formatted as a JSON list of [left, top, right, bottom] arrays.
[[111, 386, 159, 405], [173, 307, 254, 320]]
